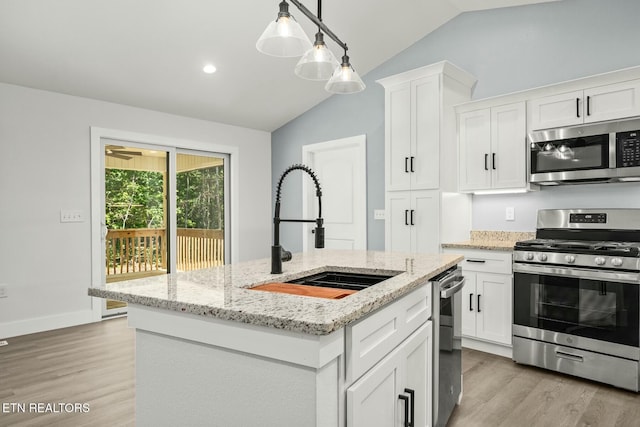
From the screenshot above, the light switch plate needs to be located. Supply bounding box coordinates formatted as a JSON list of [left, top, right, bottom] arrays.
[[60, 209, 84, 223], [374, 209, 385, 220], [505, 207, 515, 221]]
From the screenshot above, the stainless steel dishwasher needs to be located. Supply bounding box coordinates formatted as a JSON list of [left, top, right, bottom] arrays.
[[432, 266, 465, 427]]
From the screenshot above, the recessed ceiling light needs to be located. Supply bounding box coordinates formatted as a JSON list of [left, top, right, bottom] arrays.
[[203, 64, 217, 74]]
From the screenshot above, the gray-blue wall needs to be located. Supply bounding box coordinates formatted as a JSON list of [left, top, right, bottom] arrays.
[[272, 0, 640, 252]]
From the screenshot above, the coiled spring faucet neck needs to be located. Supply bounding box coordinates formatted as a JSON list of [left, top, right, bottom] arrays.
[[272, 164, 324, 274]]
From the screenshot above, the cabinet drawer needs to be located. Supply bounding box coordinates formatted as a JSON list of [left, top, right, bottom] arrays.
[[346, 285, 431, 384], [444, 248, 512, 275]]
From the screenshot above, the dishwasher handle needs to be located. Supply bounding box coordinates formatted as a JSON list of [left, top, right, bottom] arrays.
[[440, 276, 465, 299]]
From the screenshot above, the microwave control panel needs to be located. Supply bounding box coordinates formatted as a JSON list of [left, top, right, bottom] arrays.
[[617, 130, 640, 167]]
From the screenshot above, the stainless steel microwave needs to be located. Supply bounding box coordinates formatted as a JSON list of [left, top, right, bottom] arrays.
[[529, 118, 640, 185]]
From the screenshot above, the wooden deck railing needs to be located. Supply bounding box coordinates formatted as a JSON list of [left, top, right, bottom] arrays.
[[105, 228, 224, 278]]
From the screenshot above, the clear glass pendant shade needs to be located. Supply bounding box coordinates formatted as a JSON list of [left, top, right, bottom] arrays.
[[256, 14, 312, 57], [294, 32, 339, 80], [325, 56, 366, 94]]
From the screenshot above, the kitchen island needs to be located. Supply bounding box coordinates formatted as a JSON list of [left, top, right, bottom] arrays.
[[89, 249, 462, 427]]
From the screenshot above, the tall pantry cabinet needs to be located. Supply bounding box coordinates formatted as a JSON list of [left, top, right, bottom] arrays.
[[377, 62, 476, 253]]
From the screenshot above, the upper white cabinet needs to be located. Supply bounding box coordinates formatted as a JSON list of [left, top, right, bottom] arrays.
[[530, 79, 640, 130], [458, 102, 527, 192], [378, 61, 477, 193], [378, 61, 476, 253], [384, 76, 440, 191]]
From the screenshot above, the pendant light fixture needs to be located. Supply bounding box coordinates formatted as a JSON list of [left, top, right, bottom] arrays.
[[257, 0, 365, 94], [256, 1, 312, 57]]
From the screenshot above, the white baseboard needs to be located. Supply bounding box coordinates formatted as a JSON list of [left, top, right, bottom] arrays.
[[0, 309, 97, 339], [462, 337, 512, 359]]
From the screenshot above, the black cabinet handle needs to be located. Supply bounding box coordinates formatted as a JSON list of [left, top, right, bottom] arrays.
[[576, 98, 580, 118], [410, 156, 415, 173], [492, 153, 496, 170], [404, 210, 409, 226], [399, 394, 410, 427], [469, 293, 474, 311], [477, 294, 482, 313], [405, 157, 409, 173], [410, 210, 415, 226], [484, 153, 488, 171], [587, 95, 591, 116], [404, 388, 415, 427], [466, 259, 486, 263]]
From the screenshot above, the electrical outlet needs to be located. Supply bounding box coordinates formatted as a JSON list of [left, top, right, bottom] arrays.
[[0, 284, 7, 298], [505, 207, 515, 221], [60, 209, 84, 223], [374, 209, 386, 220]]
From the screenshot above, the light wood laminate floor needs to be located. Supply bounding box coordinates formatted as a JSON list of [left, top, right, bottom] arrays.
[[2, 319, 640, 426], [448, 348, 640, 427], [0, 318, 134, 426]]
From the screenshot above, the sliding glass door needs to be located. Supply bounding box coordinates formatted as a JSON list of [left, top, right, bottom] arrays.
[[99, 140, 229, 318]]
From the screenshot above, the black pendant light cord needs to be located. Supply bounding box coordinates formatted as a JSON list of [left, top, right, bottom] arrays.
[[289, 0, 348, 53]]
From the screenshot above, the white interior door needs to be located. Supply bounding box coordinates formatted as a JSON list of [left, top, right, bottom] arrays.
[[303, 135, 367, 251]]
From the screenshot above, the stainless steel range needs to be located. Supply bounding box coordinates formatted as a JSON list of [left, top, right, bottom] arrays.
[[512, 209, 640, 391]]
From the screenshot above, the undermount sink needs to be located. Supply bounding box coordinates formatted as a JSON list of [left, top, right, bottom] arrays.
[[250, 271, 400, 300], [287, 271, 398, 291]]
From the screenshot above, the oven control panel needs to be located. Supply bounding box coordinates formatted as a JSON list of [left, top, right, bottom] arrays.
[[569, 213, 607, 224], [617, 130, 640, 167]]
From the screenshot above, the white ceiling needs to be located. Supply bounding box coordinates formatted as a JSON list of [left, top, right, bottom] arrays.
[[0, 0, 557, 132]]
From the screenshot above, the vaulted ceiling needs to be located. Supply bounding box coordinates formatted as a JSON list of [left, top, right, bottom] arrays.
[[0, 0, 558, 131]]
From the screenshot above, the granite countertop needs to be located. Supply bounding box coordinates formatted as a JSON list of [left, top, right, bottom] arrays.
[[89, 249, 462, 336], [442, 230, 535, 251]]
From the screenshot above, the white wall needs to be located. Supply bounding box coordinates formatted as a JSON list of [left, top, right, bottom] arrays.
[[0, 82, 271, 338]]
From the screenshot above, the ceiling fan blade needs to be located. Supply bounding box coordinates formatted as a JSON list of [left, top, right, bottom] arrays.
[[107, 153, 133, 160], [110, 150, 143, 156]]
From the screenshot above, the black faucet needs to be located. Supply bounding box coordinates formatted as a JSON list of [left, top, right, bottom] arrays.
[[272, 164, 324, 274]]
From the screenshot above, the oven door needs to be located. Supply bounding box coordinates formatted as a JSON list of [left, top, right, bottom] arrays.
[[513, 263, 639, 351], [529, 132, 615, 183]]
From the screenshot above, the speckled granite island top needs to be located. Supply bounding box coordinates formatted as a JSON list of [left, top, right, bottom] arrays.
[[89, 249, 462, 335]]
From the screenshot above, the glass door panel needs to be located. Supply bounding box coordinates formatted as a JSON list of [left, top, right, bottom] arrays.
[[176, 152, 227, 270], [103, 143, 169, 316]]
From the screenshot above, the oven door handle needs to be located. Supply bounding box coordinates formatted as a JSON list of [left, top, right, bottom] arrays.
[[513, 262, 640, 284]]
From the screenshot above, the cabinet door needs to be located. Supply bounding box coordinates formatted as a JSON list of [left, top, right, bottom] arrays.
[[347, 346, 402, 427], [412, 190, 440, 254], [475, 273, 512, 345], [347, 323, 431, 427], [460, 272, 477, 338], [529, 90, 583, 130], [401, 322, 432, 427], [584, 80, 640, 123], [385, 191, 412, 252], [412, 75, 440, 190], [458, 109, 491, 191], [490, 102, 527, 190], [386, 83, 412, 191]]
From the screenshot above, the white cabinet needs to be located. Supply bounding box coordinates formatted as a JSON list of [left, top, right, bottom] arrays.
[[443, 249, 512, 349], [458, 102, 527, 192], [385, 190, 439, 254], [385, 76, 440, 191], [347, 322, 432, 427], [530, 79, 640, 130], [378, 61, 476, 252], [461, 271, 512, 345]]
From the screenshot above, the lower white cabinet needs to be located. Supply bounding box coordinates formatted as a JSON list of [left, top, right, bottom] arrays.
[[443, 249, 512, 348], [347, 322, 432, 427], [385, 190, 440, 254], [461, 271, 512, 345]]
